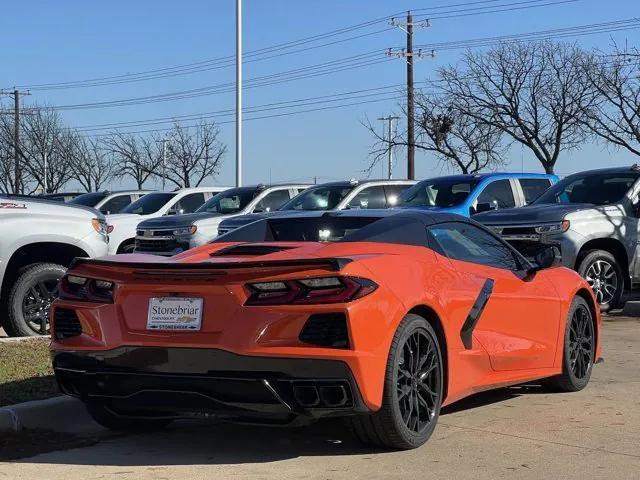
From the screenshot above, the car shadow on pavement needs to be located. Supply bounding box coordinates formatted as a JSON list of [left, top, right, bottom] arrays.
[[13, 384, 549, 466]]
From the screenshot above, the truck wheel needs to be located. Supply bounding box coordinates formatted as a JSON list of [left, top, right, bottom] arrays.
[[5, 263, 66, 337], [577, 250, 623, 312], [117, 241, 135, 254], [349, 314, 443, 450]]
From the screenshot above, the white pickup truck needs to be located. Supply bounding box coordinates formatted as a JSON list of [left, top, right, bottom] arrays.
[[0, 195, 109, 336]]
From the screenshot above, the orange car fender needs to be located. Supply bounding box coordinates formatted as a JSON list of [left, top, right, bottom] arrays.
[[348, 252, 476, 407]]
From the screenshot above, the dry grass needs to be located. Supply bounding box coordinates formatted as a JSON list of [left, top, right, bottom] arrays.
[[0, 339, 59, 407]]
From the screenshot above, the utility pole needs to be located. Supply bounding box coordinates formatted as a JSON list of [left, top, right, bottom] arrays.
[[0, 89, 31, 193], [378, 116, 399, 179], [387, 12, 433, 180], [235, 0, 243, 187]]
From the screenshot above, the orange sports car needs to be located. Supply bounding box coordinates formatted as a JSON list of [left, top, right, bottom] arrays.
[[50, 210, 601, 450]]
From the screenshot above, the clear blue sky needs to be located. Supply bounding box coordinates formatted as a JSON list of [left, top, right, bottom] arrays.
[[2, 0, 639, 190]]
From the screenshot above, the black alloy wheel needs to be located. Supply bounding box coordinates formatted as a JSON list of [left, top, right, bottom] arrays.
[[568, 302, 594, 380], [396, 329, 440, 434]]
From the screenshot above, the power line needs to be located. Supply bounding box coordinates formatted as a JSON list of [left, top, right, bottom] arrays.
[[81, 94, 406, 138], [71, 84, 410, 132], [51, 16, 640, 126], [7, 0, 577, 91]]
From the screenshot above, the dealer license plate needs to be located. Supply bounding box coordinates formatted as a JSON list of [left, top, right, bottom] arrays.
[[147, 297, 203, 331]]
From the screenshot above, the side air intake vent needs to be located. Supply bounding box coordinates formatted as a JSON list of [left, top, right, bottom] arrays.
[[211, 244, 294, 257], [299, 313, 349, 348], [53, 308, 82, 339]]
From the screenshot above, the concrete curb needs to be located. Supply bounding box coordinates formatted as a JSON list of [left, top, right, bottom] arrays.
[[0, 335, 49, 343], [0, 396, 104, 434]]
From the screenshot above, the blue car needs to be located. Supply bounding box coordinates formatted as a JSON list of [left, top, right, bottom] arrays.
[[398, 172, 558, 217]]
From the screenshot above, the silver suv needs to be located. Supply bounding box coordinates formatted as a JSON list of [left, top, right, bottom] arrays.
[[475, 166, 640, 310]]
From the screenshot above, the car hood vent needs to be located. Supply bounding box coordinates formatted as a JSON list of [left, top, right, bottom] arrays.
[[211, 244, 295, 257]]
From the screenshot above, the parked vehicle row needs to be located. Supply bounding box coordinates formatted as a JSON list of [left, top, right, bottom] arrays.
[[3, 165, 636, 337]]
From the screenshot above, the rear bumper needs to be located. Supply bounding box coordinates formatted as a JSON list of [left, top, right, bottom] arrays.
[[52, 347, 369, 423]]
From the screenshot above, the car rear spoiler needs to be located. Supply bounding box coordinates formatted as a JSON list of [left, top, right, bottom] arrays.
[[70, 257, 353, 273]]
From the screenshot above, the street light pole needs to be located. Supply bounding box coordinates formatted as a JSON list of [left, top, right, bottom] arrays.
[[235, 0, 243, 187], [43, 151, 48, 193]]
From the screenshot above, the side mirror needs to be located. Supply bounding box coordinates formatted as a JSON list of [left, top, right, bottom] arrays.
[[476, 202, 496, 214], [166, 208, 178, 216], [527, 246, 561, 276]]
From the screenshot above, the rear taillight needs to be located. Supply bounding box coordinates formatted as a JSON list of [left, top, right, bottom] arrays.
[[245, 276, 377, 306], [59, 275, 115, 303]]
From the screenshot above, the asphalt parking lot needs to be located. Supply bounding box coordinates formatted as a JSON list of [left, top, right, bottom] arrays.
[[1, 317, 638, 479]]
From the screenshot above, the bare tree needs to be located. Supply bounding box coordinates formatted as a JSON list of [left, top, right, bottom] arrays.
[[69, 136, 115, 191], [366, 92, 506, 175], [0, 106, 75, 193], [101, 131, 160, 189], [160, 121, 226, 188], [582, 45, 640, 156], [0, 112, 39, 194], [439, 40, 596, 174]]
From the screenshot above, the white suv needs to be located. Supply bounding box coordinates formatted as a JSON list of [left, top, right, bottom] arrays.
[[0, 195, 109, 336], [134, 184, 310, 256], [107, 186, 230, 254]]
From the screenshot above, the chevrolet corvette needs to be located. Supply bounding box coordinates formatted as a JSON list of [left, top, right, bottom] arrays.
[[50, 210, 601, 450]]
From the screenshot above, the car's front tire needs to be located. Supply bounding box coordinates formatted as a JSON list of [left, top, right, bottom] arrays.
[[349, 314, 443, 450], [5, 263, 66, 337], [577, 250, 623, 312], [547, 296, 595, 392], [86, 402, 173, 432]]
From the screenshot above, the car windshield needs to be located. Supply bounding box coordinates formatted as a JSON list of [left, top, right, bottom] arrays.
[[281, 184, 353, 211], [534, 172, 639, 206], [196, 187, 258, 214], [69, 192, 107, 207], [398, 178, 478, 208], [121, 192, 176, 215]]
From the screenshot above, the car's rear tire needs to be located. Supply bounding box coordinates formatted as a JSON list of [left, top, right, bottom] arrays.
[[86, 402, 173, 432], [547, 296, 595, 392], [577, 250, 623, 312], [5, 263, 66, 337], [349, 314, 443, 450]]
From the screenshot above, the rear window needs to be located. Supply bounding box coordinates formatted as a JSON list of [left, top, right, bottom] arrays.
[[269, 217, 378, 241], [70, 192, 107, 207], [519, 178, 551, 204]]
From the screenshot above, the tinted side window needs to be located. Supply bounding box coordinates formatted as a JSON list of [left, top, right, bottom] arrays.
[[254, 189, 291, 212], [384, 184, 412, 207], [429, 222, 521, 270], [519, 178, 551, 204], [100, 195, 132, 214], [175, 193, 206, 213], [348, 186, 386, 209], [477, 179, 515, 209]]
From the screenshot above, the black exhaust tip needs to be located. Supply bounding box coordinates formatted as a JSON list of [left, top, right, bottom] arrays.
[[319, 385, 348, 407], [293, 385, 320, 407]]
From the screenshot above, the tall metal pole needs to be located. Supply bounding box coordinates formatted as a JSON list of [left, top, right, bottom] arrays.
[[162, 139, 167, 190], [43, 151, 48, 193], [406, 11, 415, 180], [235, 0, 243, 187], [378, 115, 399, 179]]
